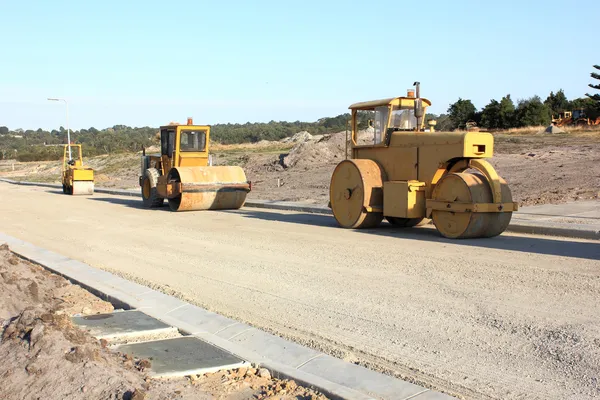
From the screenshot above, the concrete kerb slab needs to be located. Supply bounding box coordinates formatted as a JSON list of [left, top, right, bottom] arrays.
[[163, 303, 239, 335], [95, 187, 139, 197], [114, 336, 247, 378], [299, 354, 428, 399], [505, 219, 600, 240], [229, 328, 323, 368], [1, 178, 597, 240], [73, 310, 177, 340], [244, 199, 333, 215], [2, 232, 441, 400]]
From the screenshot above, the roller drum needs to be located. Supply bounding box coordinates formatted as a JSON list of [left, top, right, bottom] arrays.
[[71, 181, 94, 196], [167, 166, 249, 211], [431, 172, 512, 239]]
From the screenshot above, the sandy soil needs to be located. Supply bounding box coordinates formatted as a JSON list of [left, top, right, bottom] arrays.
[[0, 244, 326, 400], [2, 130, 599, 207], [1, 183, 599, 400]]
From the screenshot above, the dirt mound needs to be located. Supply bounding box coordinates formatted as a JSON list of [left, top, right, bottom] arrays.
[[280, 129, 374, 169], [281, 133, 343, 169], [540, 125, 565, 134], [281, 131, 313, 143]]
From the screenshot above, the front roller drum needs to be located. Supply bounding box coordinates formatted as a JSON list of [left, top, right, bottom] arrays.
[[167, 166, 250, 212], [431, 172, 513, 239], [329, 159, 385, 229], [70, 181, 94, 196]]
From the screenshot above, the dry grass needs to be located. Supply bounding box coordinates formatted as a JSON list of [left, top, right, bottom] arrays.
[[211, 141, 294, 154], [490, 125, 600, 136]]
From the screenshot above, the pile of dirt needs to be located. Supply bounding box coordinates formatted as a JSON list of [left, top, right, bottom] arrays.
[[0, 244, 328, 400], [281, 131, 313, 143], [281, 135, 342, 169], [540, 125, 565, 134], [280, 129, 374, 169]]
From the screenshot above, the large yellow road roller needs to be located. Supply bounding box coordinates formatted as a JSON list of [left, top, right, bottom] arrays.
[[140, 118, 251, 211], [329, 82, 518, 238], [62, 144, 94, 195]]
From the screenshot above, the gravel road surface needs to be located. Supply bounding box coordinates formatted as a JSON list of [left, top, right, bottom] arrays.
[[1, 182, 599, 400]]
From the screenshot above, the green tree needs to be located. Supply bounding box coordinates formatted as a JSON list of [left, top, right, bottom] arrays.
[[516, 96, 551, 126], [585, 65, 600, 103], [433, 114, 452, 131], [0, 126, 8, 135], [544, 89, 569, 115], [570, 97, 599, 119], [480, 99, 501, 129], [570, 97, 596, 110], [447, 98, 477, 129], [498, 95, 516, 128]]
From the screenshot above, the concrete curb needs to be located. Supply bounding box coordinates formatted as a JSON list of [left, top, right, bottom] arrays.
[[506, 220, 600, 240], [0, 232, 454, 400], [244, 199, 332, 215], [1, 178, 596, 240]]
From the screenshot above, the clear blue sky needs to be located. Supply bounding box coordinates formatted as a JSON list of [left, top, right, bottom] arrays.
[[1, 0, 598, 130]]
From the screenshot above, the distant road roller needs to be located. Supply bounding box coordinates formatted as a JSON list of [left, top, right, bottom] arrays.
[[139, 118, 251, 211], [329, 82, 518, 238], [61, 144, 94, 195]]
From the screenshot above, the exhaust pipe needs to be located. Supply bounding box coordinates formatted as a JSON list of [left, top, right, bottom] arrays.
[[413, 81, 424, 131]]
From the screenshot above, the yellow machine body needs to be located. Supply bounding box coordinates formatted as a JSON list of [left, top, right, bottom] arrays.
[[139, 119, 250, 211], [329, 83, 518, 238], [62, 144, 94, 195]]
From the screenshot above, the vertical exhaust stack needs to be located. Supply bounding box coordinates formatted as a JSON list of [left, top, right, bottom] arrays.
[[413, 81, 424, 131]]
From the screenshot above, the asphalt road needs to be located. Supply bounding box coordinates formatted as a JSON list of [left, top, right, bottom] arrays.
[[1, 182, 599, 400]]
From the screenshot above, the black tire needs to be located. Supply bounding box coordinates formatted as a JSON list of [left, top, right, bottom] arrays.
[[386, 217, 425, 228], [141, 168, 164, 208], [62, 184, 67, 194]]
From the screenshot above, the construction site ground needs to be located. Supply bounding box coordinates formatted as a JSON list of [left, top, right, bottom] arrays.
[[1, 128, 599, 207], [0, 243, 327, 400], [0, 182, 598, 400]]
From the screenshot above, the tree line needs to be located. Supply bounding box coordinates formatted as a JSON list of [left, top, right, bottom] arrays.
[[0, 125, 157, 162], [434, 65, 600, 131], [433, 91, 598, 131], [0, 114, 368, 162]]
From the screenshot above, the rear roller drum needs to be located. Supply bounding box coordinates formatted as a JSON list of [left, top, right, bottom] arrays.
[[329, 159, 385, 229], [431, 172, 513, 239]]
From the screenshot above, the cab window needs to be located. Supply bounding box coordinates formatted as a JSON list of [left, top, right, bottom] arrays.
[[179, 130, 207, 152]]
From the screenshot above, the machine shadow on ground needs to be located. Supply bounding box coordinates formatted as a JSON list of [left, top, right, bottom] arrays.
[[232, 210, 600, 261], [88, 196, 170, 211]]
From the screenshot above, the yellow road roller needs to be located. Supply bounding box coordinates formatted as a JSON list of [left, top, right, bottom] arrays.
[[62, 144, 94, 195], [329, 82, 518, 238], [140, 118, 250, 211]]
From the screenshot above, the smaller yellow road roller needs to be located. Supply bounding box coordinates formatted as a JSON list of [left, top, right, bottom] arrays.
[[329, 82, 518, 238], [62, 144, 94, 195], [140, 118, 251, 211]]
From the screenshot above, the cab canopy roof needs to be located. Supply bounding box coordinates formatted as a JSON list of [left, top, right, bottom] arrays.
[[349, 97, 432, 110]]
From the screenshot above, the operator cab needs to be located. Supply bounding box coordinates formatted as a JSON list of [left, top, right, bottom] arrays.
[[349, 84, 432, 146], [159, 118, 210, 168]]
